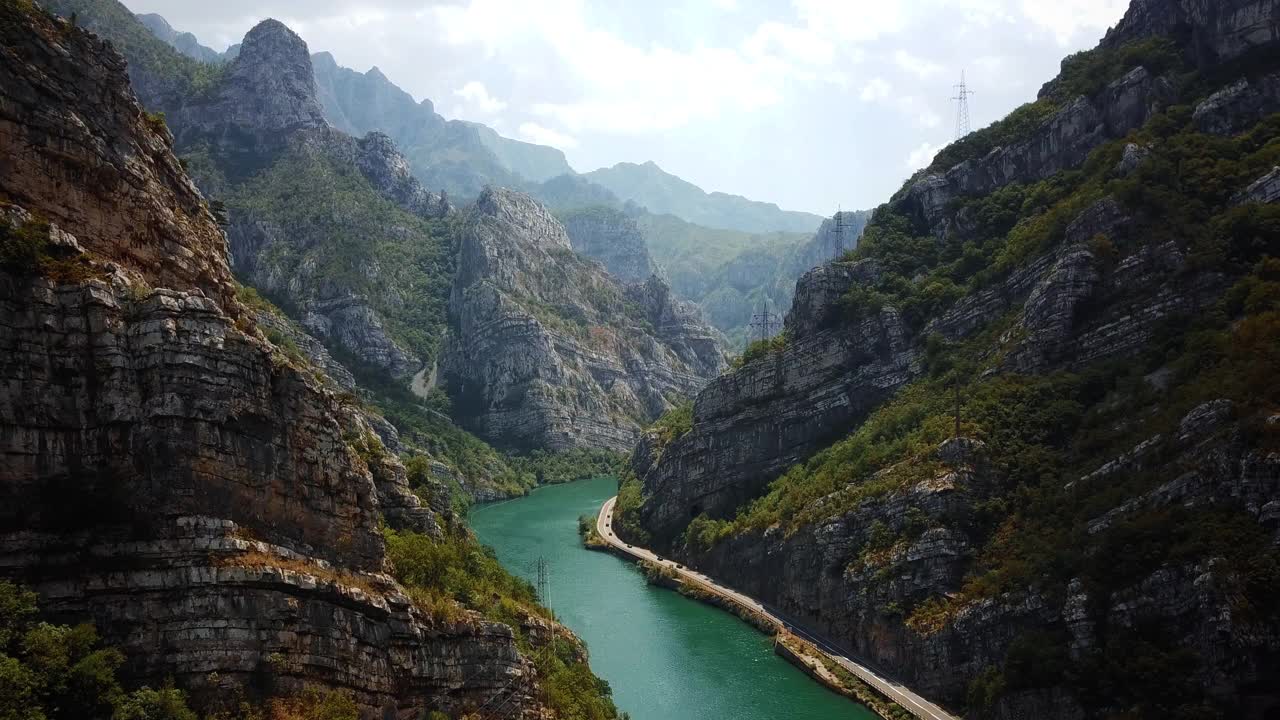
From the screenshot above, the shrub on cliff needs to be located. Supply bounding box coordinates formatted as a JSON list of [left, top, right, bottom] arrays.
[[0, 580, 199, 720]]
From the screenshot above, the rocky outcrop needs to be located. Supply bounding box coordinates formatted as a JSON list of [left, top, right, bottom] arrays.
[[1102, 0, 1280, 66], [252, 309, 358, 391], [442, 188, 726, 452], [354, 131, 452, 218], [561, 206, 659, 283], [176, 19, 448, 382], [171, 19, 327, 151], [0, 7, 569, 717], [1236, 166, 1280, 204], [0, 12, 233, 308], [1193, 73, 1280, 135], [225, 187, 424, 381], [625, 275, 727, 372], [904, 67, 1174, 235], [634, 259, 915, 544]]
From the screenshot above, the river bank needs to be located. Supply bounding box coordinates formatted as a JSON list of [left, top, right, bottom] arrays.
[[469, 476, 875, 720]]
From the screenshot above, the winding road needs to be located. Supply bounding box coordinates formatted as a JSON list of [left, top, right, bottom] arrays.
[[596, 496, 960, 720]]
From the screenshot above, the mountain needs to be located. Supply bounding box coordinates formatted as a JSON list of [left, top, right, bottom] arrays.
[[617, 1, 1280, 717], [134, 12, 824, 238], [52, 0, 728, 485], [441, 188, 726, 453], [41, 0, 544, 502], [585, 160, 825, 233], [309, 50, 525, 198], [136, 12, 227, 63], [467, 120, 575, 182], [0, 4, 621, 718], [636, 209, 869, 347]]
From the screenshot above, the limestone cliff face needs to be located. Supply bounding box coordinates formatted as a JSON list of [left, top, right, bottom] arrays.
[[0, 14, 232, 309], [442, 188, 727, 452], [561, 206, 659, 283], [1102, 0, 1280, 63], [171, 19, 327, 152], [903, 66, 1175, 237], [634, 259, 916, 543], [0, 7, 560, 717]]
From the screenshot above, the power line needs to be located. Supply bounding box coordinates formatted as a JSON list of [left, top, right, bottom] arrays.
[[952, 70, 975, 140]]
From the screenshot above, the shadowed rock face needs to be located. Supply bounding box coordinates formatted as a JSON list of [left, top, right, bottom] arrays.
[[561, 206, 658, 283], [634, 259, 916, 544], [442, 188, 726, 453], [1103, 0, 1280, 65], [0, 7, 555, 717]]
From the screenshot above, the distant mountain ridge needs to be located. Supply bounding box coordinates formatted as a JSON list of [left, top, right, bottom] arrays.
[[135, 11, 825, 234], [585, 161, 825, 233]]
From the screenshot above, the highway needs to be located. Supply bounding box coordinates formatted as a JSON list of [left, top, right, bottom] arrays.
[[596, 496, 960, 720]]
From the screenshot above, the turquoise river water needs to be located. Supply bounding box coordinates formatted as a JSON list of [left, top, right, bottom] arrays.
[[470, 476, 876, 720]]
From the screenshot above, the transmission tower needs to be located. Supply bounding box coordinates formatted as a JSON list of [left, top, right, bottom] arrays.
[[952, 70, 975, 140], [749, 300, 781, 344], [833, 205, 848, 258], [535, 557, 550, 616]]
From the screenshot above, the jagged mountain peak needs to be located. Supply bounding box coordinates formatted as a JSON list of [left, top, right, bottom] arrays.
[[472, 186, 572, 251], [233, 18, 322, 108], [172, 16, 327, 145]]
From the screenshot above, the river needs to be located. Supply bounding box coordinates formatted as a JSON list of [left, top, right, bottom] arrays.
[[470, 476, 877, 720]]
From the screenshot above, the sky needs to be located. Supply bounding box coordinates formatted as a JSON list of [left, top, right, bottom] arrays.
[[124, 0, 1132, 216]]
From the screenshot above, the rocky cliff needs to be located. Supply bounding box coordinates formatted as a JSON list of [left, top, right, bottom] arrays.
[[624, 1, 1280, 717], [0, 6, 612, 717], [442, 188, 727, 453], [560, 205, 660, 283]]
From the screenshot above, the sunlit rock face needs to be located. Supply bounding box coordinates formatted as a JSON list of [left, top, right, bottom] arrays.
[[442, 188, 726, 453]]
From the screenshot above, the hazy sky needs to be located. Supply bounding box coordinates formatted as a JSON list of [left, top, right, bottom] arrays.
[[124, 0, 1130, 215]]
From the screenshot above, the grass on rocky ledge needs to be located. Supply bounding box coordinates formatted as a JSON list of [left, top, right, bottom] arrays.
[[384, 527, 624, 720]]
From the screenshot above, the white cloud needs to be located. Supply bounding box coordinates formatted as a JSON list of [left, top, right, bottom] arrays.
[[906, 141, 941, 170], [518, 122, 578, 149], [122, 0, 1137, 214], [893, 49, 944, 79], [859, 77, 892, 102], [453, 80, 507, 114], [1019, 0, 1128, 44]]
